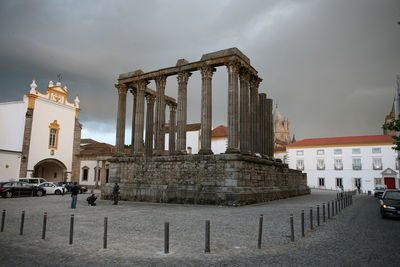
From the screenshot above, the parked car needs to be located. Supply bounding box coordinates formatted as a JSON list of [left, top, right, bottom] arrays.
[[18, 178, 47, 185], [37, 182, 65, 195], [374, 184, 387, 198], [55, 182, 87, 194], [379, 189, 400, 218], [0, 181, 46, 198]]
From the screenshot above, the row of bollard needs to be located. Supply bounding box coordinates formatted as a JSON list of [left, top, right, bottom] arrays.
[[0, 191, 355, 253], [281, 191, 354, 244]]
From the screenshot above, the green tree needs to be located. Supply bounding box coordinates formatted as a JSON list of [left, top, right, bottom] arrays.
[[382, 117, 400, 151]]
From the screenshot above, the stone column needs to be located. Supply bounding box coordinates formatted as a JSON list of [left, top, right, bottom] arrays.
[[154, 76, 167, 155], [199, 65, 216, 155], [249, 76, 261, 154], [115, 84, 128, 154], [145, 95, 156, 157], [225, 61, 240, 154], [19, 107, 34, 178], [176, 71, 191, 154], [266, 98, 273, 157], [258, 93, 266, 155], [133, 79, 149, 156], [239, 68, 251, 154], [100, 160, 106, 186], [168, 104, 177, 154], [130, 89, 137, 155]]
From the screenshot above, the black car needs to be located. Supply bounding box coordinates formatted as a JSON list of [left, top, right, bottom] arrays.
[[55, 182, 87, 194], [379, 189, 400, 218], [0, 181, 46, 198]]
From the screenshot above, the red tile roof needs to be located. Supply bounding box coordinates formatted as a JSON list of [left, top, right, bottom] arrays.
[[287, 134, 394, 148], [212, 125, 228, 137]]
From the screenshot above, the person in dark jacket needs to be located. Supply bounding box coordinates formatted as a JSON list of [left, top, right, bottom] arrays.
[[87, 194, 97, 206], [70, 182, 80, 209], [113, 183, 120, 205]]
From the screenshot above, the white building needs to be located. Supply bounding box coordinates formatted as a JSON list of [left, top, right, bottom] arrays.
[[0, 79, 81, 182], [286, 134, 398, 192]]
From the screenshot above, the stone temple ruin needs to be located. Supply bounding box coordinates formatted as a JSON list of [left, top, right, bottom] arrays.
[[102, 48, 309, 205]]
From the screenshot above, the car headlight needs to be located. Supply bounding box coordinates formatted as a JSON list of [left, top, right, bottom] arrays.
[[382, 205, 396, 210]]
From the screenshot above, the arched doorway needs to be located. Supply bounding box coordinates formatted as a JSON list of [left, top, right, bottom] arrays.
[[33, 158, 67, 183]]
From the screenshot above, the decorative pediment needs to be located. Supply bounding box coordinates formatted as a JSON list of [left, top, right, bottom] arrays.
[[381, 168, 397, 176]]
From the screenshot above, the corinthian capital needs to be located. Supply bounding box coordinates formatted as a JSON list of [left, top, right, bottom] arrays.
[[239, 68, 251, 82], [134, 79, 149, 92], [155, 75, 167, 89], [249, 75, 262, 89], [226, 60, 241, 74], [177, 72, 192, 83], [200, 65, 216, 79], [146, 94, 156, 104], [115, 83, 128, 95]]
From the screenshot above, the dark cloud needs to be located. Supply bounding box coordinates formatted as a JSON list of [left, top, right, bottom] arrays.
[[0, 0, 399, 144]]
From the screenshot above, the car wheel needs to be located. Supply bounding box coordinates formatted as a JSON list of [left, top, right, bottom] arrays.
[[36, 190, 44, 197], [55, 190, 61, 195], [5, 191, 12, 198]]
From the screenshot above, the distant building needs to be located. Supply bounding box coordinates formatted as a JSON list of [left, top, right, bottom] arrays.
[[383, 101, 396, 135], [287, 135, 398, 191], [273, 106, 294, 161], [0, 79, 81, 182]]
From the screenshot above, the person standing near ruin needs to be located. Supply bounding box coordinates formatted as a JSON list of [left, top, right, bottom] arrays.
[[113, 183, 120, 205], [70, 182, 80, 209]]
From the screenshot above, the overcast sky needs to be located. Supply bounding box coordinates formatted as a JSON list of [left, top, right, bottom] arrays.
[[1, 0, 399, 145]]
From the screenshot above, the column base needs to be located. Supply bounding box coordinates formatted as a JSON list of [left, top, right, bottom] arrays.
[[198, 149, 214, 155], [225, 147, 240, 154], [240, 150, 252, 155], [133, 152, 144, 157], [173, 150, 188, 155]]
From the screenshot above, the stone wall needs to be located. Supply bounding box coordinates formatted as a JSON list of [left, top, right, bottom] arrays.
[[102, 154, 309, 206]]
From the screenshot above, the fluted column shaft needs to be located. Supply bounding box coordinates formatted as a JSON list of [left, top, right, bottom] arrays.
[[266, 98, 273, 157], [225, 61, 240, 154], [133, 80, 149, 156], [154, 76, 167, 154], [115, 84, 127, 154], [239, 68, 251, 154], [169, 104, 177, 154], [130, 90, 137, 155], [258, 93, 266, 155], [249, 76, 261, 154], [145, 95, 156, 157], [199, 65, 216, 155], [176, 72, 191, 154]]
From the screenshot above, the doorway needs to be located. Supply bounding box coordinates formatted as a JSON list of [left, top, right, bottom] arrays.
[[384, 177, 396, 189]]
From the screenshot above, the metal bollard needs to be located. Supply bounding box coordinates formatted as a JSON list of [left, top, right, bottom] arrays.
[[205, 220, 210, 253], [20, 211, 25, 235], [164, 222, 169, 254], [42, 212, 47, 240], [103, 217, 108, 249], [257, 214, 263, 249], [301, 210, 305, 237], [332, 200, 335, 217], [317, 205, 320, 226], [322, 203, 326, 223], [290, 214, 294, 242], [69, 214, 74, 245], [310, 207, 313, 230], [335, 200, 338, 215], [327, 201, 330, 219], [1, 210, 5, 232]]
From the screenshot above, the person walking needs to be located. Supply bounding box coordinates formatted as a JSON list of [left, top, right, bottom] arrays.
[[71, 182, 80, 209], [113, 183, 120, 205]]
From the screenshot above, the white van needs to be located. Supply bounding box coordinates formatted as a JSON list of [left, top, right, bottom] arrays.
[[18, 178, 47, 185]]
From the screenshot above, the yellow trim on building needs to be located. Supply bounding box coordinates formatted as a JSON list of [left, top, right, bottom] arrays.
[[75, 108, 80, 119], [48, 120, 60, 150], [27, 94, 38, 109]]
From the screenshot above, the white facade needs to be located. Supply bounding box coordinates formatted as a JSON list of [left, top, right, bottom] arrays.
[[287, 136, 398, 192], [80, 160, 100, 186], [0, 80, 80, 182], [211, 138, 227, 154]]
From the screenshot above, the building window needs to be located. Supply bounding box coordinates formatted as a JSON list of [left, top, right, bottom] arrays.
[[396, 159, 399, 170], [48, 120, 60, 149], [334, 149, 342, 155], [374, 178, 383, 185], [296, 159, 304, 170], [317, 149, 324, 155], [334, 158, 343, 170], [296, 150, 304, 156], [336, 178, 343, 188], [352, 148, 361, 154], [82, 167, 89, 181], [317, 159, 325, 170], [318, 177, 325, 187], [354, 178, 361, 188], [352, 158, 362, 170], [372, 147, 381, 154], [372, 158, 382, 170]]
